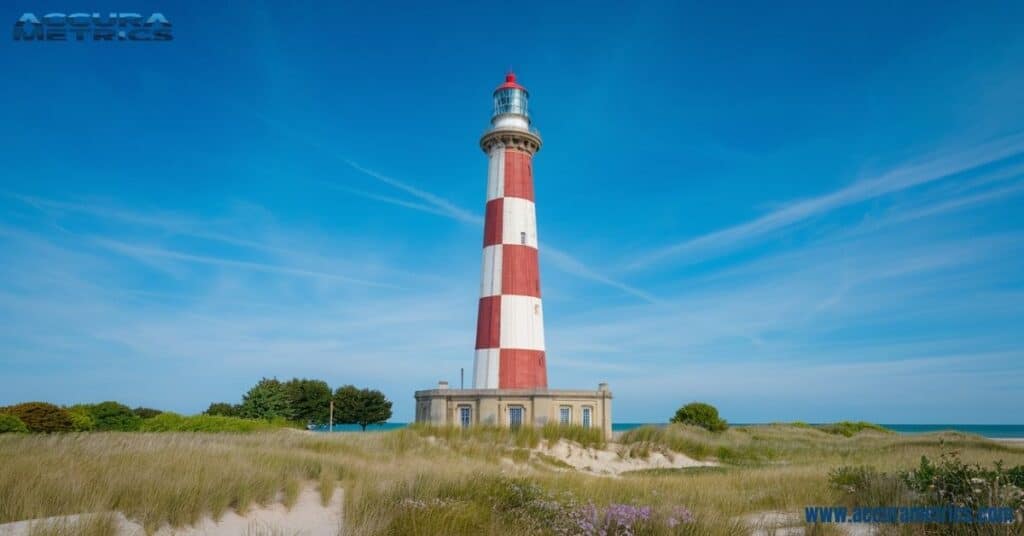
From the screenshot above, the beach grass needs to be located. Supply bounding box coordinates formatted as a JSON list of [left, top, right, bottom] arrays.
[[1, 425, 1022, 534]]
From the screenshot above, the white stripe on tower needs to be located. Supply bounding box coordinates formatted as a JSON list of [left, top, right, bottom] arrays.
[[486, 146, 505, 200]]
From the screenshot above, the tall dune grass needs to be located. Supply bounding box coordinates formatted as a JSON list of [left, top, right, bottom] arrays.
[[0, 426, 1021, 534], [619, 423, 1021, 466], [0, 432, 345, 532], [409, 422, 605, 449]]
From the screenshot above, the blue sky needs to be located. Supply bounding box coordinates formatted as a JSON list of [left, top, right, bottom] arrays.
[[2, 1, 1023, 423]]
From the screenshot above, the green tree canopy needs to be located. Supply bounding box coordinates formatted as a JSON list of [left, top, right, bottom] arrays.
[[90, 401, 143, 431], [670, 402, 728, 432], [204, 402, 240, 417], [332, 385, 392, 431], [283, 378, 332, 424], [240, 378, 294, 420]]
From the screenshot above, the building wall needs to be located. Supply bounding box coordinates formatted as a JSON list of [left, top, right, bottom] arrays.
[[413, 384, 613, 439]]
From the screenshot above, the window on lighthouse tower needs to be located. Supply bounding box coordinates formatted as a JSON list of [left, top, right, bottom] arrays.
[[520, 231, 526, 245]]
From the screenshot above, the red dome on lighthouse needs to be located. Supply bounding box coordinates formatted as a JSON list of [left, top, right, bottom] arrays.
[[495, 72, 527, 93]]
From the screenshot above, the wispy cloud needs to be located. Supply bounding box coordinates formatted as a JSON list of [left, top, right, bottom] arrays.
[[92, 238, 396, 288], [340, 160, 483, 225], [546, 221, 1024, 420], [0, 214, 474, 414], [626, 133, 1024, 270], [318, 183, 456, 219], [540, 244, 660, 303], [882, 180, 1024, 227], [246, 112, 655, 302], [337, 160, 658, 302], [3, 141, 1022, 420]]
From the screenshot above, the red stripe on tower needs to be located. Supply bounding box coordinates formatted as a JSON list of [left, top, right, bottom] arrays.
[[503, 150, 534, 201], [483, 199, 503, 247], [473, 72, 546, 390], [499, 349, 547, 389], [501, 245, 540, 298], [475, 296, 501, 349]]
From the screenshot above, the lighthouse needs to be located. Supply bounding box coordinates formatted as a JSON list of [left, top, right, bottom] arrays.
[[473, 72, 547, 390], [414, 73, 612, 437]]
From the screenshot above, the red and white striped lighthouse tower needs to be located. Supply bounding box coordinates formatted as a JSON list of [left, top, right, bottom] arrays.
[[473, 72, 547, 390]]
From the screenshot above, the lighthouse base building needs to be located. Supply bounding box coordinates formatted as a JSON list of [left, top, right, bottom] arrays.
[[414, 383, 613, 439], [414, 73, 613, 439]]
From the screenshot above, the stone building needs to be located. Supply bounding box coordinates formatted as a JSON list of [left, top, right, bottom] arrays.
[[415, 382, 613, 438]]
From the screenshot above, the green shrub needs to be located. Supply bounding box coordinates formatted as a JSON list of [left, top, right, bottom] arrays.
[[132, 407, 163, 419], [65, 405, 96, 431], [828, 465, 907, 507], [670, 402, 728, 432], [901, 451, 1024, 512], [139, 412, 288, 432], [2, 402, 73, 433], [138, 412, 187, 431], [204, 402, 240, 417], [89, 401, 142, 431], [818, 421, 890, 437], [0, 413, 29, 433]]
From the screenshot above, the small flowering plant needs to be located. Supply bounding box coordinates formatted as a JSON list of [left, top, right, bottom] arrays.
[[395, 475, 697, 535], [558, 501, 694, 535]]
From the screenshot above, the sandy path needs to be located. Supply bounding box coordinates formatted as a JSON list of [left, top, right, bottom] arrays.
[[0, 486, 343, 536], [742, 511, 878, 536]]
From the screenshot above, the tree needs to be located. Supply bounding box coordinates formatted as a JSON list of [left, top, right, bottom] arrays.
[[90, 401, 143, 431], [239, 378, 294, 420], [132, 407, 163, 419], [3, 402, 73, 433], [670, 402, 728, 432], [332, 385, 360, 426], [283, 378, 332, 424], [204, 402, 240, 417], [332, 385, 392, 431], [0, 414, 29, 433]]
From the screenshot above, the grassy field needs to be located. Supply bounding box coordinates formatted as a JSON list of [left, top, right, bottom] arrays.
[[1, 425, 1022, 535]]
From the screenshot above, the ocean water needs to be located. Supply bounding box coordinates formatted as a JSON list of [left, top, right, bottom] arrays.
[[314, 423, 1024, 438], [311, 423, 408, 432], [611, 423, 1024, 438]]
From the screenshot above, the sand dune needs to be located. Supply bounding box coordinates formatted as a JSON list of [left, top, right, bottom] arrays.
[[535, 439, 717, 476], [0, 486, 342, 536]]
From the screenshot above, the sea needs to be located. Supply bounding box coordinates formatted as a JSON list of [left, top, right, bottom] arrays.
[[312, 423, 1024, 438]]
